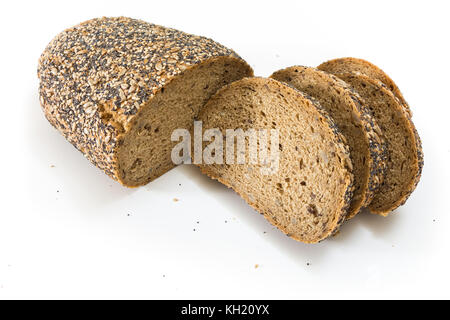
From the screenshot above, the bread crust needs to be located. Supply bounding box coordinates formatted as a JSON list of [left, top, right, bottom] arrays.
[[197, 78, 354, 243], [318, 57, 411, 117], [271, 66, 387, 219], [335, 73, 423, 215], [38, 17, 252, 186]]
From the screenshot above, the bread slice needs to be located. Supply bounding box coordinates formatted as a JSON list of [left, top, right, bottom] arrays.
[[271, 66, 387, 219], [333, 73, 423, 215], [318, 57, 411, 116], [197, 77, 354, 243], [38, 17, 253, 187]]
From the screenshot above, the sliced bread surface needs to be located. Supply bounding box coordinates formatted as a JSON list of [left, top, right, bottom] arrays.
[[334, 73, 423, 215], [38, 17, 253, 187], [197, 77, 354, 243], [271, 66, 387, 219], [318, 57, 411, 116]]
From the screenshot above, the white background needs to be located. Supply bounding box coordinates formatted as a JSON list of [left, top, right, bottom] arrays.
[[0, 0, 449, 299]]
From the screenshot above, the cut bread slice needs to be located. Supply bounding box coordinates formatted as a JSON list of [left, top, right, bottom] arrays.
[[318, 57, 411, 116], [197, 77, 354, 243], [333, 73, 423, 215], [271, 66, 387, 219]]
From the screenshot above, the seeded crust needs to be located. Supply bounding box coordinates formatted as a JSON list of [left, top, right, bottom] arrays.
[[271, 66, 387, 219], [38, 17, 253, 187], [334, 73, 423, 215], [318, 57, 411, 117], [197, 78, 354, 243]]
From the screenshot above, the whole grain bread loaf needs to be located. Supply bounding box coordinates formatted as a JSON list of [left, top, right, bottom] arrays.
[[271, 66, 387, 219], [318, 57, 411, 116], [334, 73, 423, 215], [38, 17, 253, 187], [197, 77, 354, 243]]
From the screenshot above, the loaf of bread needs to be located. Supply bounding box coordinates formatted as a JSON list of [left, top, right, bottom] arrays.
[[197, 77, 354, 243], [38, 18, 423, 240], [333, 73, 423, 215], [271, 66, 387, 219], [318, 57, 411, 116], [38, 17, 253, 187]]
